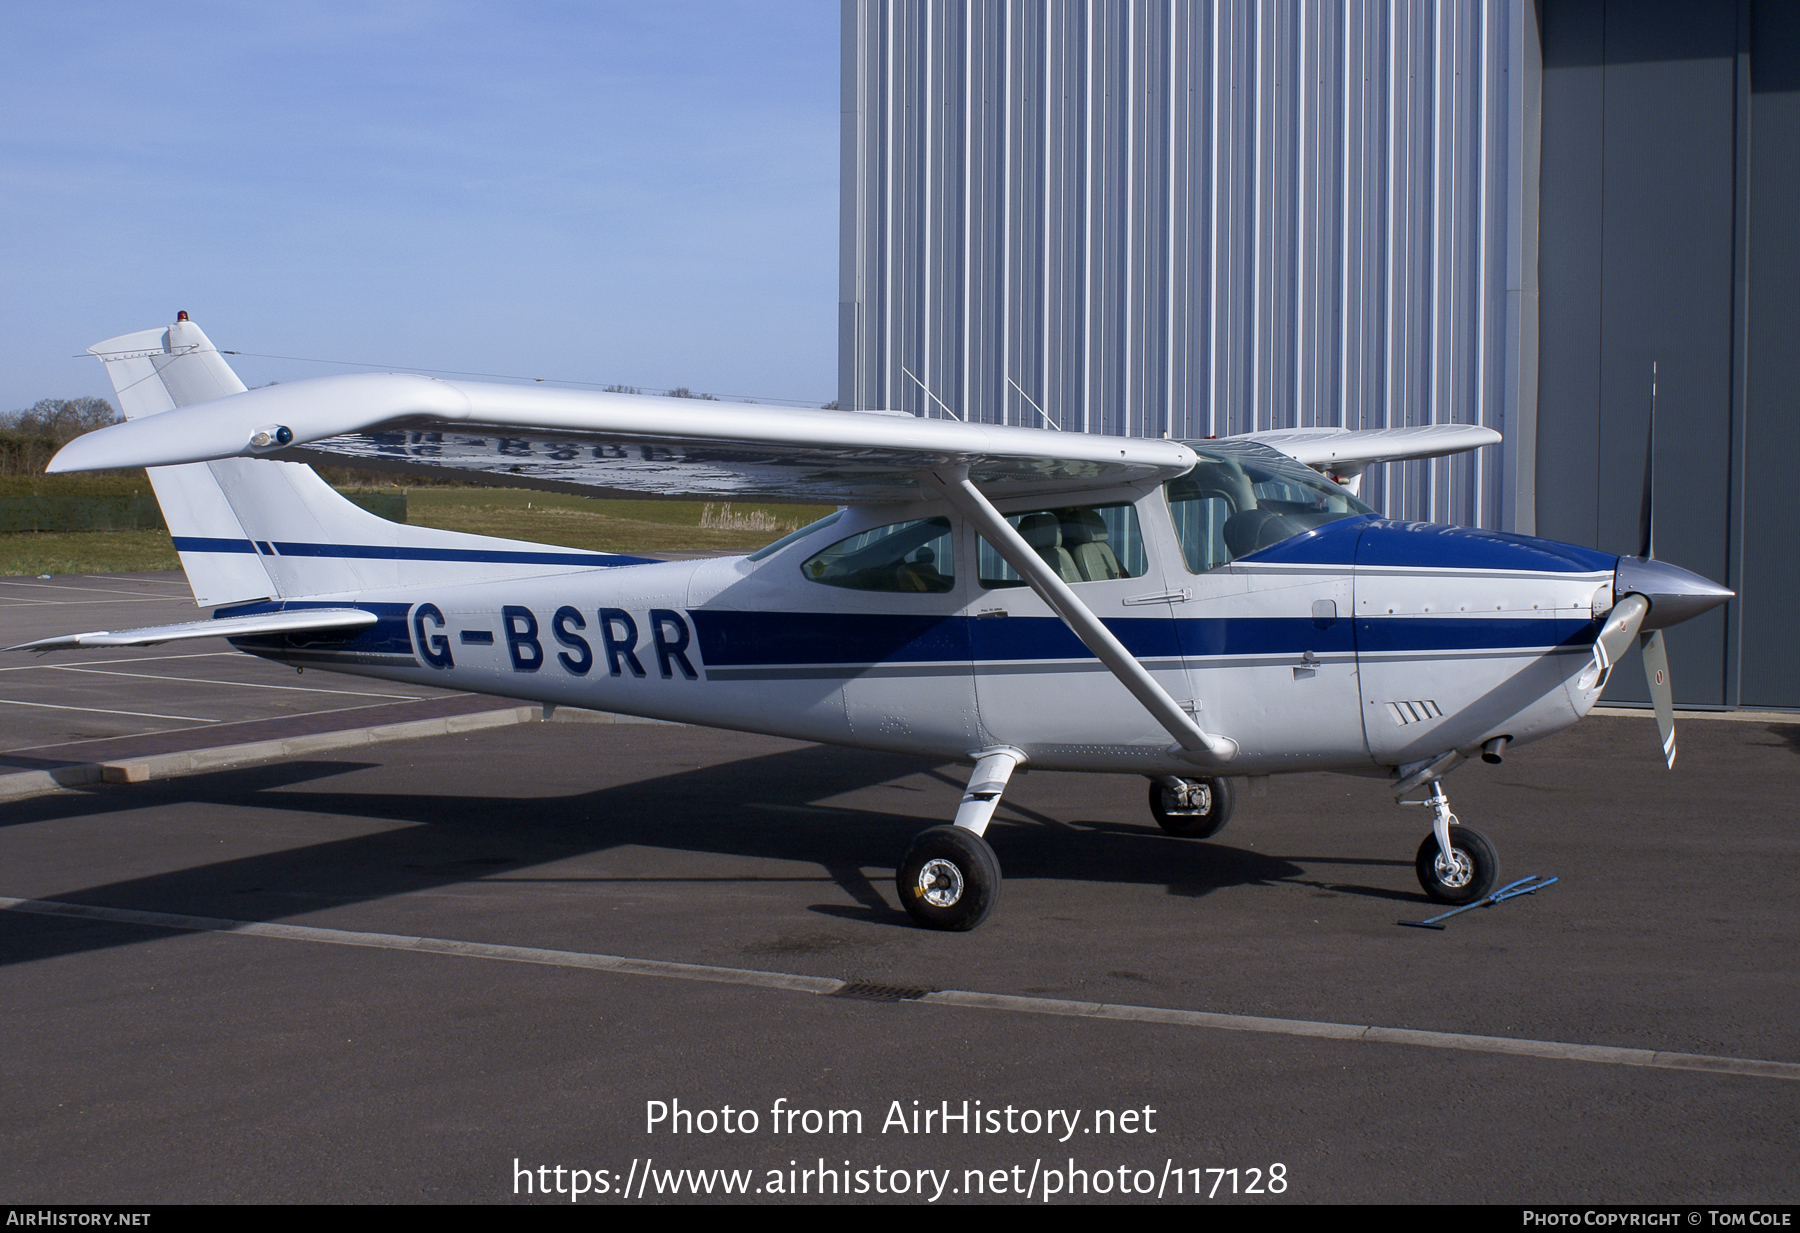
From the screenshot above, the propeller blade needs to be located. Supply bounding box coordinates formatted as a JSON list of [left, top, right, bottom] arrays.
[[1640, 629, 1677, 768], [1579, 593, 1650, 692], [1639, 363, 1656, 560]]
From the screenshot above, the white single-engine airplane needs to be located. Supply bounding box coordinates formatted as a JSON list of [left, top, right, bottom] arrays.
[[16, 316, 1733, 930]]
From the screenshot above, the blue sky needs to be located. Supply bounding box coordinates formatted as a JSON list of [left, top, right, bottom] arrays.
[[0, 2, 839, 411]]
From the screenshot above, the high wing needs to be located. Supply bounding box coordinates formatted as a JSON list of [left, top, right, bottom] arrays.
[[49, 373, 1200, 504], [49, 369, 1498, 504], [1239, 424, 1501, 494]]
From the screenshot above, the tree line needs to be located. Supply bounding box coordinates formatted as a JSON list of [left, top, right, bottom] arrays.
[[1, 397, 122, 476]]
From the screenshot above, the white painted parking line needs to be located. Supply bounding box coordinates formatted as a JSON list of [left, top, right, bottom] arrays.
[[45, 664, 427, 700], [0, 601, 206, 615], [0, 723, 214, 756], [4, 896, 1794, 1084], [0, 652, 241, 674], [0, 584, 191, 601], [0, 582, 183, 595], [0, 698, 457, 756], [0, 698, 218, 723], [0, 696, 464, 756]]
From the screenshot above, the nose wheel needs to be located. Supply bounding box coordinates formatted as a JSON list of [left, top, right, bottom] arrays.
[[1414, 827, 1499, 904], [1401, 777, 1500, 905]]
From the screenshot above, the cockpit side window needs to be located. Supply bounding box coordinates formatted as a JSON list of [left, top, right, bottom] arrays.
[[1167, 482, 1235, 573], [801, 517, 955, 593], [977, 502, 1147, 588], [1166, 445, 1372, 573]]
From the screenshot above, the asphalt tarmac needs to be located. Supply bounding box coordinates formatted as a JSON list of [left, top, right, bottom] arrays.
[[1, 643, 1795, 1203], [0, 574, 469, 771]]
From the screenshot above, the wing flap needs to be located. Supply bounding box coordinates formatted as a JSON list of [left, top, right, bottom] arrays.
[[7, 607, 378, 653]]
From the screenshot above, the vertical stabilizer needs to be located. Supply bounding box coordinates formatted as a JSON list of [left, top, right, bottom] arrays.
[[88, 318, 277, 606]]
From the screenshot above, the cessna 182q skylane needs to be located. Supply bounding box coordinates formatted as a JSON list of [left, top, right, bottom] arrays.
[[18, 317, 1733, 930]]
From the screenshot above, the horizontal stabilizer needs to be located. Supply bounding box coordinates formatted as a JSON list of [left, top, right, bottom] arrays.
[[7, 607, 377, 653]]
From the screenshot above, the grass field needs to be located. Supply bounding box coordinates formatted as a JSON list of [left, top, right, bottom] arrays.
[[0, 529, 180, 577], [0, 483, 833, 577], [0, 475, 162, 498], [401, 488, 829, 554]]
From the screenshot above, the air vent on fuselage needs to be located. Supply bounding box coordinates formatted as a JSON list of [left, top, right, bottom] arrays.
[[1387, 700, 1444, 726]]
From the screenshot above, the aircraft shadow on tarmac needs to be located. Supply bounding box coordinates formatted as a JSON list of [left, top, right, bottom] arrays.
[[1769, 723, 1800, 756], [0, 741, 1420, 968]]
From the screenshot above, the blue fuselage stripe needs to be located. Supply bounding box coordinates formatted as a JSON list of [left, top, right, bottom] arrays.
[[1356, 616, 1595, 653], [210, 601, 1597, 673], [688, 611, 1595, 667]]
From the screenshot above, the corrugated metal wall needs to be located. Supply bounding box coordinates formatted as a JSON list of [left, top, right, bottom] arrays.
[[840, 0, 1524, 528]]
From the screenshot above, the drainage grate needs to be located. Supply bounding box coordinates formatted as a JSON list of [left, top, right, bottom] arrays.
[[829, 982, 932, 1003]]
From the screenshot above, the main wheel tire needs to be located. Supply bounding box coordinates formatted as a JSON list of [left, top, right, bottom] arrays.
[[1415, 826, 1500, 905], [1147, 776, 1235, 839], [896, 825, 1002, 931]]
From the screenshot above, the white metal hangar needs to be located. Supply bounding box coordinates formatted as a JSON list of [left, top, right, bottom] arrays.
[[835, 0, 1799, 712]]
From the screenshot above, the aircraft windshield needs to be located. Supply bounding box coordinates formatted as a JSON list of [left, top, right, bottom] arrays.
[[747, 510, 844, 561], [1166, 442, 1372, 573]]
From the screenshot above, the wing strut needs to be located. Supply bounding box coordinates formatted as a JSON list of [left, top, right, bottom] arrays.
[[927, 468, 1237, 765]]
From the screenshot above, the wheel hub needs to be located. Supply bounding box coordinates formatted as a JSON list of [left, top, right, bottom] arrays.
[[1434, 849, 1473, 889], [917, 857, 964, 907], [1163, 782, 1211, 815]]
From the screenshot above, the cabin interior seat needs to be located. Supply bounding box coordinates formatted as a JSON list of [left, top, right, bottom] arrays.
[[1017, 513, 1078, 581], [1059, 509, 1124, 581]]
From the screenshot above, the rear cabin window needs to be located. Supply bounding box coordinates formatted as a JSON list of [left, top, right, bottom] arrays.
[[1166, 445, 1371, 573], [801, 517, 955, 593], [977, 502, 1147, 588]]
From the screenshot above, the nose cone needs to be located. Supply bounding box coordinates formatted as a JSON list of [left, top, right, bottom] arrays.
[[1615, 557, 1735, 629]]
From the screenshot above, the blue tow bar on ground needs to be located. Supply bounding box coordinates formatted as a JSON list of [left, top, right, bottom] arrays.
[[1397, 875, 1559, 930]]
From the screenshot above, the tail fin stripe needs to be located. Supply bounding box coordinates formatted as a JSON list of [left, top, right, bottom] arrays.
[[170, 536, 258, 555], [261, 542, 657, 567], [168, 537, 654, 567]]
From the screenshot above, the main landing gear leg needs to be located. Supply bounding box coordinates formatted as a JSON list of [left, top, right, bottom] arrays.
[[1401, 778, 1499, 906], [896, 748, 1022, 931]]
